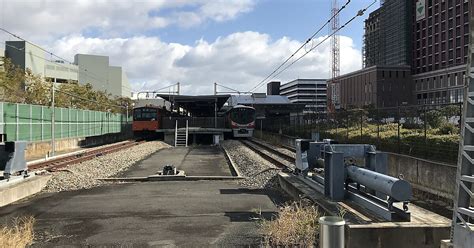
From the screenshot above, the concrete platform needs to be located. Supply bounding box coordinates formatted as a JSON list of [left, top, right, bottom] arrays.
[[0, 174, 51, 207], [0, 181, 285, 247], [278, 172, 451, 248], [121, 146, 233, 178]]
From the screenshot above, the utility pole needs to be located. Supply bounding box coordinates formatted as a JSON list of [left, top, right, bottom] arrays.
[[214, 83, 217, 128], [51, 78, 56, 157], [126, 103, 129, 124]]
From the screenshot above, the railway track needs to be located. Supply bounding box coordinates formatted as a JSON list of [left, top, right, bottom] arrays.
[[282, 144, 296, 153], [239, 139, 295, 170], [248, 139, 295, 163], [28, 140, 145, 171]]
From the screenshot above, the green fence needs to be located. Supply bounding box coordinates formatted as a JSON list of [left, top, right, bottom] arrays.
[[0, 102, 129, 142]]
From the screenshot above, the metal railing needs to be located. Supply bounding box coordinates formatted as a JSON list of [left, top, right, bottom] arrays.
[[258, 102, 463, 164], [162, 117, 227, 129]]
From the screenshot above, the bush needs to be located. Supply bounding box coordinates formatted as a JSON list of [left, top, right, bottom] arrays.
[[260, 202, 320, 247], [438, 123, 458, 135], [423, 110, 444, 128], [0, 216, 35, 248]]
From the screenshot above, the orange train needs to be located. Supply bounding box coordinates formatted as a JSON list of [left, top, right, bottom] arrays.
[[132, 106, 166, 135]]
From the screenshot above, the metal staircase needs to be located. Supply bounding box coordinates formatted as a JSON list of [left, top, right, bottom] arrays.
[[174, 120, 188, 147], [451, 11, 474, 247]]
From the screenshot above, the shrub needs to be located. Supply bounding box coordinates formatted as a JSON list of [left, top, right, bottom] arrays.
[[260, 202, 320, 247], [423, 110, 444, 128], [438, 122, 458, 135], [0, 216, 35, 248]]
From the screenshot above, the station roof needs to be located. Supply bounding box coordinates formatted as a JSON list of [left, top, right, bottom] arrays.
[[228, 94, 291, 106], [157, 94, 230, 116], [227, 94, 306, 117]]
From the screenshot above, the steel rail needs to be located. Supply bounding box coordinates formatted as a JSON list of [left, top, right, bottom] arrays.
[[28, 140, 145, 171], [239, 139, 293, 171], [247, 139, 295, 163]]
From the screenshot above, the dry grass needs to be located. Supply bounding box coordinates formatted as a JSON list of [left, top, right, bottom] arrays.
[[260, 201, 320, 247], [0, 216, 35, 248]]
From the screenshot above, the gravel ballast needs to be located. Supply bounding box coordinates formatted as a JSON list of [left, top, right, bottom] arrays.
[[43, 141, 170, 192], [222, 140, 280, 189]]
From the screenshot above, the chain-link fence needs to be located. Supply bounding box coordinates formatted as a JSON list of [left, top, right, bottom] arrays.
[[258, 103, 463, 164]]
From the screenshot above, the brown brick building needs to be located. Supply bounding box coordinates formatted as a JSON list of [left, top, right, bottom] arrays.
[[412, 0, 470, 105], [335, 66, 412, 109], [332, 0, 471, 111]]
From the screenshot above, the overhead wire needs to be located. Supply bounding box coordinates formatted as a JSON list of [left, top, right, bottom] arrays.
[[249, 0, 352, 93], [266, 0, 377, 84], [0, 41, 124, 88], [0, 27, 132, 91], [215, 83, 251, 94], [0, 41, 129, 109], [56, 89, 127, 109]]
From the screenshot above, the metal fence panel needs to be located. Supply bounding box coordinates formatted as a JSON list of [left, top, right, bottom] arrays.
[[4, 103, 17, 140], [0, 102, 127, 142], [31, 105, 42, 141], [18, 104, 30, 140], [43, 107, 52, 140]]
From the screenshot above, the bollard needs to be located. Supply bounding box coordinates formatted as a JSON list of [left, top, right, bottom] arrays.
[[319, 216, 345, 248]]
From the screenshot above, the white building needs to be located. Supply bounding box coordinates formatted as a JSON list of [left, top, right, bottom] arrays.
[[4, 41, 131, 98], [280, 79, 327, 113]]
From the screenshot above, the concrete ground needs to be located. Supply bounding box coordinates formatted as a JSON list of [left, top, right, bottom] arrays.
[[1, 146, 287, 247], [121, 146, 232, 177], [0, 180, 286, 247]]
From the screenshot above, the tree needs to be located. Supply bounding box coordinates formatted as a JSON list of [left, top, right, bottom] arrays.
[[24, 69, 51, 105], [440, 104, 459, 122], [0, 58, 131, 113], [423, 109, 444, 128], [0, 58, 26, 103]]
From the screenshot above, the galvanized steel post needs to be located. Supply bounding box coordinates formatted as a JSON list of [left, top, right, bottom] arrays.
[[319, 216, 345, 248], [51, 79, 56, 157]]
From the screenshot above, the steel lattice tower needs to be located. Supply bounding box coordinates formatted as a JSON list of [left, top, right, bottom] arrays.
[[328, 0, 340, 111], [451, 3, 474, 246]]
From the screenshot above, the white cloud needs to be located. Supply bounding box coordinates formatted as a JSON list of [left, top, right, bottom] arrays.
[[0, 0, 255, 42], [50, 32, 362, 95]]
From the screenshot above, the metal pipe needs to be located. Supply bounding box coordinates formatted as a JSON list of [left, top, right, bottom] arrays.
[[319, 216, 345, 248], [346, 165, 412, 202]]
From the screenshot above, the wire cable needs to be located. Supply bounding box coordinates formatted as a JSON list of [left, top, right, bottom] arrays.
[[251, 0, 376, 92], [249, 0, 352, 93], [0, 28, 131, 91], [215, 83, 252, 95]]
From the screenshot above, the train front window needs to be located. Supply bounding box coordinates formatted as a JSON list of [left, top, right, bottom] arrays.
[[133, 108, 158, 121], [230, 108, 255, 124]]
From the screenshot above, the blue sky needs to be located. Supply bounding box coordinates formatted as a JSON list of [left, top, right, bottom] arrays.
[[1, 0, 380, 94], [153, 0, 375, 49]]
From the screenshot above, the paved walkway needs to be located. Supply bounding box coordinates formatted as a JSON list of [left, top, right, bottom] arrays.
[[0, 181, 284, 247], [121, 146, 232, 177]]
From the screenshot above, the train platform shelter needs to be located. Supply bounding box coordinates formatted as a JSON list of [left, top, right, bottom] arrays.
[[157, 94, 231, 117], [155, 94, 233, 145], [228, 94, 306, 118]]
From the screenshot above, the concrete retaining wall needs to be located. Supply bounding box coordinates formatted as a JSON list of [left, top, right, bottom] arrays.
[[387, 152, 456, 200], [25, 130, 132, 160], [261, 132, 457, 202], [0, 175, 51, 207], [346, 224, 450, 248]]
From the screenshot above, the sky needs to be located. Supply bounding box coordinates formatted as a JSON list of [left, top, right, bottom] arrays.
[[0, 0, 380, 95]]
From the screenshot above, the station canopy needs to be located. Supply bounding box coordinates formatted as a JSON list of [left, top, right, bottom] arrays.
[[228, 94, 306, 117], [157, 94, 230, 117]]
